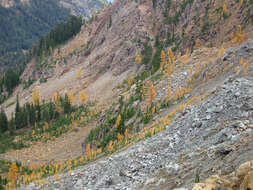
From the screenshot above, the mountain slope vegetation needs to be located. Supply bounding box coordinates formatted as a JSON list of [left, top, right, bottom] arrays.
[[0, 0, 107, 73], [0, 0, 253, 189]]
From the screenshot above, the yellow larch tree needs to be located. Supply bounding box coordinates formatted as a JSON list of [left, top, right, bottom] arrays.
[[117, 133, 123, 142], [53, 92, 60, 103], [115, 114, 121, 128], [168, 48, 175, 63], [160, 50, 166, 71], [235, 66, 240, 74], [49, 47, 53, 55], [217, 47, 226, 57], [32, 87, 40, 105], [86, 144, 91, 158], [232, 25, 245, 44], [8, 162, 19, 188], [182, 54, 188, 65], [68, 90, 75, 105], [80, 90, 87, 102], [127, 76, 134, 86], [240, 58, 248, 75], [189, 66, 193, 83], [223, 4, 227, 13], [77, 69, 83, 79], [146, 82, 156, 104], [194, 62, 201, 78], [107, 140, 114, 152], [239, 0, 243, 6], [166, 85, 172, 102], [195, 39, 200, 50], [135, 54, 142, 64], [167, 60, 173, 77], [240, 58, 246, 65]]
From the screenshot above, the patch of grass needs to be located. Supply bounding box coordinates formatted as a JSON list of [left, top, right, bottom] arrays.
[[6, 101, 15, 108]]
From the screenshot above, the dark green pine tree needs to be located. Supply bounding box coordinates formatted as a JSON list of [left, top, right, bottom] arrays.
[[15, 94, 20, 130], [48, 101, 54, 120], [36, 102, 41, 122], [63, 94, 71, 114], [0, 109, 8, 132]]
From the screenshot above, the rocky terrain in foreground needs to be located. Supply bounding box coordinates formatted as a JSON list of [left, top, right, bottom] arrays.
[[18, 41, 253, 190]]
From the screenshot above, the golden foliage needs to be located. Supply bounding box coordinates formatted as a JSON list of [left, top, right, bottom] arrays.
[[168, 48, 175, 63], [115, 114, 121, 128], [127, 76, 134, 86], [235, 66, 240, 75], [49, 47, 53, 55], [240, 58, 246, 65], [182, 54, 188, 65], [167, 58, 173, 77], [232, 25, 245, 44], [217, 48, 226, 57], [195, 39, 200, 50], [135, 54, 142, 64], [107, 140, 114, 152], [77, 69, 83, 79], [166, 85, 172, 102], [43, 122, 49, 132], [240, 58, 248, 75], [239, 0, 243, 6], [54, 173, 59, 181], [8, 162, 19, 188], [86, 144, 91, 158], [53, 92, 60, 103], [32, 88, 40, 105], [146, 82, 156, 103], [189, 65, 193, 83], [97, 148, 102, 154], [117, 133, 123, 142], [194, 62, 201, 78], [223, 4, 227, 13], [80, 90, 87, 102], [187, 96, 201, 106], [68, 90, 75, 105], [124, 129, 129, 138]]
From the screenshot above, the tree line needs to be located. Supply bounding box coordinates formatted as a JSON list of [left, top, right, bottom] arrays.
[[0, 68, 23, 104], [33, 16, 83, 56], [0, 92, 74, 133]]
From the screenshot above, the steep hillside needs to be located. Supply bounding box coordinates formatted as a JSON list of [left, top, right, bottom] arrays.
[[17, 35, 253, 190], [0, 0, 253, 189]]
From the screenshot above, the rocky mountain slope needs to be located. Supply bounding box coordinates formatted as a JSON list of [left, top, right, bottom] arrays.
[[18, 37, 253, 190], [1, 0, 253, 189]]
